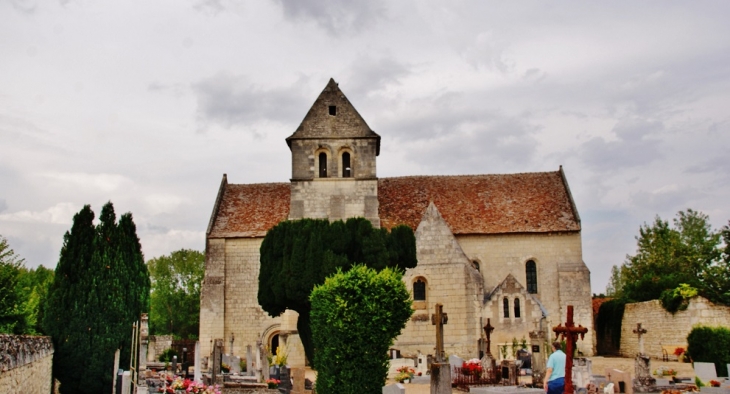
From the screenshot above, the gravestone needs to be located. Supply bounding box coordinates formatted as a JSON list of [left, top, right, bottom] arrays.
[[633, 355, 655, 392], [573, 358, 593, 390], [605, 368, 633, 394], [695, 362, 718, 381], [382, 383, 405, 394], [449, 355, 465, 374], [246, 345, 254, 376], [416, 352, 428, 376], [290, 368, 307, 394], [529, 328, 547, 386], [501, 360, 518, 386], [194, 341, 201, 383], [212, 339, 223, 384], [430, 303, 451, 394], [139, 313, 149, 375], [279, 366, 292, 392]]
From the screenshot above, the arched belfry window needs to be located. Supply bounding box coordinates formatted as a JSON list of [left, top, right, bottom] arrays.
[[342, 152, 351, 178], [514, 298, 521, 318], [526, 260, 537, 294], [318, 152, 327, 178], [503, 297, 509, 318], [413, 279, 426, 301]]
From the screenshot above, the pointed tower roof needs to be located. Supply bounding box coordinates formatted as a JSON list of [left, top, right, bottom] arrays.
[[286, 78, 380, 154]]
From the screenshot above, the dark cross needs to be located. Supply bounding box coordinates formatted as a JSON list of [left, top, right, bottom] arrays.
[[431, 303, 448, 363], [553, 305, 588, 394], [633, 323, 647, 356], [483, 318, 495, 357]]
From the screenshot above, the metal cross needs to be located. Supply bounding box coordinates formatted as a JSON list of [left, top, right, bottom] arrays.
[[553, 305, 588, 394]]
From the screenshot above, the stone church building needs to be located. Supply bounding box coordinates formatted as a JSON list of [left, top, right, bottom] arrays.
[[200, 78, 594, 367]]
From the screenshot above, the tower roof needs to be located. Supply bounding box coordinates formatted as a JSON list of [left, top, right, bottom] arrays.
[[286, 78, 380, 154]]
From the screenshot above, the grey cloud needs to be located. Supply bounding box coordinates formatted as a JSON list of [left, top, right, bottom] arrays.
[[9, 0, 37, 14], [0, 199, 7, 214], [193, 0, 227, 14], [344, 55, 412, 98], [275, 0, 386, 35], [192, 73, 311, 131], [629, 185, 706, 215], [578, 118, 663, 171]]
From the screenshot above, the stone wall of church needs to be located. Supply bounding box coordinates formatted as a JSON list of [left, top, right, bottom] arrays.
[[619, 297, 730, 359], [200, 237, 307, 366], [289, 178, 379, 226], [456, 232, 594, 355], [289, 138, 378, 181]]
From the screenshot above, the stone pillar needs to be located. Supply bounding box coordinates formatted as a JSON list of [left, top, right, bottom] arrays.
[[212, 339, 223, 384], [138, 313, 149, 377], [246, 345, 254, 377], [194, 341, 202, 383], [530, 329, 547, 387], [430, 363, 451, 394]]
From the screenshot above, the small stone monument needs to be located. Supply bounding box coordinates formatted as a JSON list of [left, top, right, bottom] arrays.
[[553, 305, 588, 394], [530, 326, 547, 386], [430, 303, 451, 394], [382, 383, 406, 394], [194, 341, 202, 382], [212, 338, 223, 384], [573, 358, 593, 390], [606, 368, 633, 394], [482, 318, 498, 382], [632, 323, 656, 392]]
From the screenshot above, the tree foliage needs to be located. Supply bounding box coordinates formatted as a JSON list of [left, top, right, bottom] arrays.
[[0, 235, 54, 335], [43, 203, 150, 394], [310, 265, 412, 394], [147, 249, 204, 339], [258, 217, 417, 365], [687, 325, 730, 377], [607, 209, 728, 308]]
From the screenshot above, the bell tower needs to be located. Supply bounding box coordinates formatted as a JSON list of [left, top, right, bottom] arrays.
[[285, 78, 380, 226]]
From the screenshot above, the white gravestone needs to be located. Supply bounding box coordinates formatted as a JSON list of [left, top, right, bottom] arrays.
[[449, 355, 464, 375], [382, 382, 405, 394], [695, 362, 718, 381]]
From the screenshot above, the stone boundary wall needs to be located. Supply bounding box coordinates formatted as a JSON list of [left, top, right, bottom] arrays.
[[620, 297, 730, 359], [0, 335, 54, 394]]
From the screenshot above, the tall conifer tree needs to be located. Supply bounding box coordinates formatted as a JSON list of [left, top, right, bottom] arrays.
[[43, 202, 150, 394]]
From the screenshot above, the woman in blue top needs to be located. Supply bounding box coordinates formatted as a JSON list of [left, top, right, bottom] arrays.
[[544, 341, 566, 394]]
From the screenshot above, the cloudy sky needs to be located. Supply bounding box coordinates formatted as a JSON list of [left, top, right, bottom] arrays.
[[1, 0, 729, 293]]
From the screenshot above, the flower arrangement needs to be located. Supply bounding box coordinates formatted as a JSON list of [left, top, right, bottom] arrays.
[[157, 377, 221, 394], [395, 366, 415, 382], [462, 358, 483, 376], [271, 346, 289, 367], [267, 378, 281, 389], [710, 380, 721, 387], [653, 366, 677, 376], [673, 347, 685, 357]]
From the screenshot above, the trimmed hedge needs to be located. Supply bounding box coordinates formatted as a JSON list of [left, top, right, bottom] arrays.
[[310, 265, 412, 394], [687, 326, 730, 377]]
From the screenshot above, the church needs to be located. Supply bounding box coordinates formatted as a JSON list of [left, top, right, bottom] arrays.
[[199, 78, 594, 367]]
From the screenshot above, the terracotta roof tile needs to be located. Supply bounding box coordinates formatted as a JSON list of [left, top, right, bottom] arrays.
[[208, 183, 290, 238], [208, 171, 580, 238], [378, 172, 580, 234]]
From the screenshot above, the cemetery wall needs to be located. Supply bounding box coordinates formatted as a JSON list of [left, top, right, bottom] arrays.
[[0, 335, 53, 394], [149, 335, 173, 361], [620, 297, 730, 359], [457, 232, 594, 356]]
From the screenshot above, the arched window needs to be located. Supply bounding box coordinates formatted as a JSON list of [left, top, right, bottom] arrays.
[[503, 297, 509, 318], [472, 260, 480, 271], [342, 152, 351, 177], [514, 298, 521, 318], [318, 152, 327, 178], [526, 260, 537, 294], [413, 279, 426, 301]]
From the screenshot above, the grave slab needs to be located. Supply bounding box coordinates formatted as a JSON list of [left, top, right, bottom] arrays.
[[382, 383, 405, 394], [470, 386, 544, 394], [696, 362, 718, 380]]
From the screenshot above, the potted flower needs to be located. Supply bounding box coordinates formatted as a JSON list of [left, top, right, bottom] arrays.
[[267, 378, 281, 389], [395, 366, 415, 383], [462, 359, 483, 376], [710, 380, 721, 387]]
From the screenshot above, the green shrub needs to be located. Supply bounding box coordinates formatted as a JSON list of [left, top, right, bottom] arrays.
[[687, 326, 730, 377], [310, 265, 412, 394], [159, 348, 179, 362], [595, 299, 626, 355], [660, 284, 698, 313]]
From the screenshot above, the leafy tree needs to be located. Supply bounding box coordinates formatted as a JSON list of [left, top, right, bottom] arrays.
[[258, 217, 417, 366], [0, 235, 26, 334], [15, 265, 55, 334], [608, 209, 727, 308], [310, 265, 412, 394], [147, 249, 204, 339], [43, 203, 150, 394]]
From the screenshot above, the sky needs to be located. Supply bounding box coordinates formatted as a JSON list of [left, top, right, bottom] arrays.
[[1, 0, 729, 294]]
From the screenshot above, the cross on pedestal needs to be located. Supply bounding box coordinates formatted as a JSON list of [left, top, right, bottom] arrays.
[[431, 303, 448, 363], [483, 318, 495, 357], [553, 305, 588, 394], [633, 323, 647, 356]]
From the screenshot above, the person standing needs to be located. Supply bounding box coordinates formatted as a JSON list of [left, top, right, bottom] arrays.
[[544, 341, 566, 394]]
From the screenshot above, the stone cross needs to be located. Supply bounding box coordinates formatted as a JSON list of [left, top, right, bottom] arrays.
[[431, 303, 448, 363], [633, 323, 647, 356], [553, 305, 588, 394], [483, 318, 495, 357]]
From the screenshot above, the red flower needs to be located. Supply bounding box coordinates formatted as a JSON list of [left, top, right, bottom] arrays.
[[673, 347, 685, 356]]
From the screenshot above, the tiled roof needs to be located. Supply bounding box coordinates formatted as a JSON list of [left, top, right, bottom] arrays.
[[378, 172, 580, 234], [208, 170, 580, 238], [208, 183, 290, 238]]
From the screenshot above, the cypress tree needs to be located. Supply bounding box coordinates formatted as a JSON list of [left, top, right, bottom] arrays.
[[43, 203, 150, 394]]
